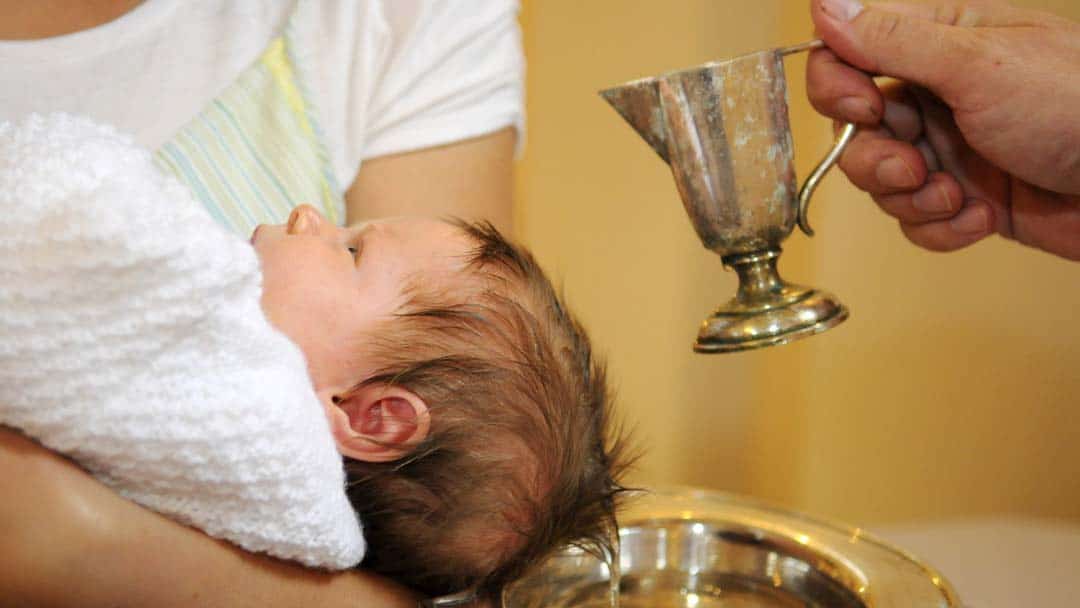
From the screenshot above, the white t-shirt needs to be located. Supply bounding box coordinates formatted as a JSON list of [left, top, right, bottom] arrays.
[[0, 0, 524, 191]]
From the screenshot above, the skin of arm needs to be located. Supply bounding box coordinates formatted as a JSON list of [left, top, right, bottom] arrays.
[[346, 127, 517, 235], [0, 427, 417, 608]]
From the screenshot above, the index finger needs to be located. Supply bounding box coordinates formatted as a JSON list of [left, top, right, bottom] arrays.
[[806, 47, 883, 125]]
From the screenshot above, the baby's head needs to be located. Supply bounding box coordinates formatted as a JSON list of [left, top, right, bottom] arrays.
[[253, 205, 629, 600]]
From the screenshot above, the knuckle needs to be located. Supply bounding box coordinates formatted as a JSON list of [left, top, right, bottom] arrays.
[[934, 3, 962, 26], [867, 10, 905, 43], [941, 1, 994, 27]]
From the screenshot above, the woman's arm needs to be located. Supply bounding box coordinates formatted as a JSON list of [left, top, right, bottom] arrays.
[[0, 428, 416, 608], [346, 128, 516, 235]]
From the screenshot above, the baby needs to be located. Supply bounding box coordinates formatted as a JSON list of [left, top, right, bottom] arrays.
[[260, 206, 631, 598], [0, 114, 629, 602]]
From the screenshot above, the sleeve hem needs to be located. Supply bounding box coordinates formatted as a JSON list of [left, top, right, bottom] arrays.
[[357, 105, 525, 165]]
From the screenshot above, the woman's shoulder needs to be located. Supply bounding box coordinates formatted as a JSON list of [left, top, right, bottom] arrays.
[[291, 0, 524, 184]]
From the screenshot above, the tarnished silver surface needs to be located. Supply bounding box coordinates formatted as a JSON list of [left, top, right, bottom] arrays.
[[601, 49, 797, 254], [417, 589, 477, 608], [696, 250, 848, 353], [600, 42, 854, 353], [798, 123, 858, 236], [505, 488, 961, 608]]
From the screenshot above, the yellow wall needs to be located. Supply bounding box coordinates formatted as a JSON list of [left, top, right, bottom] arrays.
[[516, 1, 1080, 526]]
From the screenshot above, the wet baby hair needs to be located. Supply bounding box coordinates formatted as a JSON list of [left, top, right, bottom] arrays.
[[342, 220, 633, 601]]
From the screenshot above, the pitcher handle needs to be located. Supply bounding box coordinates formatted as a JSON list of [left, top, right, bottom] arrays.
[[779, 39, 858, 237], [797, 122, 857, 236]]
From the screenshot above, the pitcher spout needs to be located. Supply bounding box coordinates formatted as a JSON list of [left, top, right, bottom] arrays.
[[599, 80, 670, 164]]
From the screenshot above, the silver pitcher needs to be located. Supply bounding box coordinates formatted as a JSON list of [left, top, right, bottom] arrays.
[[601, 41, 857, 353]]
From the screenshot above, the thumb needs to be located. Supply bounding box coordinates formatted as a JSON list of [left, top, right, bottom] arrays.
[[812, 0, 989, 103]]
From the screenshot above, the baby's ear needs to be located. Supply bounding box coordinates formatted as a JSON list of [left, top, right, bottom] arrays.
[[317, 383, 431, 462]]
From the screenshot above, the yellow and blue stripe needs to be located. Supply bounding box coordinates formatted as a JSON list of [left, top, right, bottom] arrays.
[[154, 18, 343, 238]]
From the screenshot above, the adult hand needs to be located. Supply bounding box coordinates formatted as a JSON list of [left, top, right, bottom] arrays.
[[807, 0, 1080, 259]]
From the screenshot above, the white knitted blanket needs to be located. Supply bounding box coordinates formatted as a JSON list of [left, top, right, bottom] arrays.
[[0, 114, 365, 569]]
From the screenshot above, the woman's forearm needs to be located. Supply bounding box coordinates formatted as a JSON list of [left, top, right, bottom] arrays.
[[345, 127, 516, 235], [0, 428, 415, 608]]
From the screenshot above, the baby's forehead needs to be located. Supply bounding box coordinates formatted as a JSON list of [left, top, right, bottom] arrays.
[[349, 216, 473, 242], [387, 220, 489, 288]]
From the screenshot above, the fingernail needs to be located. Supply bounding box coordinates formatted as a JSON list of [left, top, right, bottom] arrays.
[[949, 204, 990, 235], [912, 182, 953, 213], [876, 156, 919, 189], [836, 96, 878, 124], [820, 0, 864, 22]]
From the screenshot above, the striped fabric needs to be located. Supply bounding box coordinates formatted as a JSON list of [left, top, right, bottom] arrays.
[[154, 23, 343, 238]]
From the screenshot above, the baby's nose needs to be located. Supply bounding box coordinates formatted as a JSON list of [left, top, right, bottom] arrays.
[[286, 204, 330, 236]]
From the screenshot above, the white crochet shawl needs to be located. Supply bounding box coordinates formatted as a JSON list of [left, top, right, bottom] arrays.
[[0, 114, 365, 569]]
